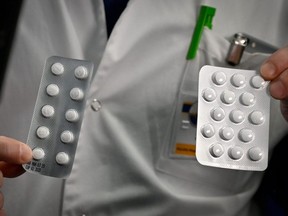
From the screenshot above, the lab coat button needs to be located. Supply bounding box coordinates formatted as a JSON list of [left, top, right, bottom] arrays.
[[91, 99, 102, 111]]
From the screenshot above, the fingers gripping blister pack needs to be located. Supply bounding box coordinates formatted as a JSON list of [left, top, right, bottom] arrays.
[[196, 65, 271, 171], [23, 56, 94, 178]]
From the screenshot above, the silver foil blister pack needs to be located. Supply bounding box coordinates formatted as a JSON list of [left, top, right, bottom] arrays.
[[24, 56, 94, 178], [196, 65, 270, 171]]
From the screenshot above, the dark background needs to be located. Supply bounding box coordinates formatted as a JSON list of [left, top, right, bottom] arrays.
[[0, 0, 23, 99]]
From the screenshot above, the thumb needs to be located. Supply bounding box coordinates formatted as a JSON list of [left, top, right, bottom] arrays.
[[280, 100, 288, 122], [0, 136, 32, 164]]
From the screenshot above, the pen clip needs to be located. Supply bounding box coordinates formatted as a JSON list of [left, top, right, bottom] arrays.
[[186, 5, 216, 60]]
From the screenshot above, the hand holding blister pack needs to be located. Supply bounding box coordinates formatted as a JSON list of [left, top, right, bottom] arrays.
[[23, 56, 94, 178], [196, 65, 270, 171]]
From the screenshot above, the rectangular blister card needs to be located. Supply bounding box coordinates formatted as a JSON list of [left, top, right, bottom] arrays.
[[196, 65, 271, 171], [23, 56, 94, 178]]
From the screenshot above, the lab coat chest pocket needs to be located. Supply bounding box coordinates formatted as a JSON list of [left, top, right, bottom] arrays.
[[155, 29, 271, 193]]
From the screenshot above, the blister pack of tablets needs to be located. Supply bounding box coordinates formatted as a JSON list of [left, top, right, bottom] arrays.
[[196, 65, 270, 171], [23, 56, 94, 178]]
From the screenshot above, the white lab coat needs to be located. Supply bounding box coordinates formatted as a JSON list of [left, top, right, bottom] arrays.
[[2, 0, 288, 215]]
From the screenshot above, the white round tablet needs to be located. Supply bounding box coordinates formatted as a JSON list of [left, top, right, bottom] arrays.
[[46, 84, 60, 96], [202, 88, 216, 102], [249, 111, 265, 125], [248, 147, 263, 161], [70, 88, 84, 101], [210, 143, 224, 158], [229, 146, 244, 160], [229, 109, 245, 124], [219, 127, 234, 140], [231, 73, 246, 87], [221, 90, 236, 104], [51, 62, 64, 75], [212, 71, 226, 85], [56, 152, 70, 165], [239, 128, 254, 142], [240, 92, 255, 106], [36, 126, 50, 139], [65, 109, 79, 122], [201, 124, 215, 138], [210, 107, 225, 121], [251, 75, 266, 89], [32, 148, 45, 160], [61, 130, 74, 143], [41, 105, 55, 118], [75, 66, 89, 79]]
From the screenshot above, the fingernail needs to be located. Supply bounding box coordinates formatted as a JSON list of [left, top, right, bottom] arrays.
[[261, 62, 276, 79], [20, 145, 32, 163]]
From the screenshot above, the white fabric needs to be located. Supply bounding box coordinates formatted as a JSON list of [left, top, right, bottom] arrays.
[[2, 0, 288, 216]]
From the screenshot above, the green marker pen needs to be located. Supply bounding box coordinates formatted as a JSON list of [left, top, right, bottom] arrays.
[[186, 5, 216, 60]]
